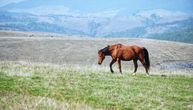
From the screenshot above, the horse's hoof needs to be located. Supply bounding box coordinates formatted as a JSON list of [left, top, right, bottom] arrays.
[[132, 73, 136, 76], [146, 74, 149, 76]]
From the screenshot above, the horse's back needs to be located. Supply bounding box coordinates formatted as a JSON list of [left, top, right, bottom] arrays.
[[121, 45, 143, 52], [111, 43, 123, 49], [130, 45, 143, 53], [113, 45, 142, 60], [112, 44, 143, 53]]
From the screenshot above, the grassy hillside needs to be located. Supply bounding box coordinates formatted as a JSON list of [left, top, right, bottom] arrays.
[[0, 31, 193, 70], [0, 61, 193, 110], [0, 31, 193, 109]]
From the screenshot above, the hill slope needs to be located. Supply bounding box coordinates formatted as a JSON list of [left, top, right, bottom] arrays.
[[1, 31, 193, 109], [0, 31, 193, 71]]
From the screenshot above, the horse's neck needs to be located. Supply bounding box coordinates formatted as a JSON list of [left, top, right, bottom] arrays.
[[104, 51, 111, 56], [104, 47, 114, 56], [107, 45, 122, 56]]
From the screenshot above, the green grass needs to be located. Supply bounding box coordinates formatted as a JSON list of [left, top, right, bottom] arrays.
[[0, 62, 193, 110]]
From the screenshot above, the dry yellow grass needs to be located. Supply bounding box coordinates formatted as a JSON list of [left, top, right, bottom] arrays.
[[0, 31, 193, 70]]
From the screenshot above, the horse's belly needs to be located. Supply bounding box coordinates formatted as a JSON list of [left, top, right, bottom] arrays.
[[116, 49, 136, 61], [122, 59, 132, 61], [121, 53, 135, 61]]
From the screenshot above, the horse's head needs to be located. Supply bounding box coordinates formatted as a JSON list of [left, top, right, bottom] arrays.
[[98, 45, 110, 65], [98, 50, 105, 65]]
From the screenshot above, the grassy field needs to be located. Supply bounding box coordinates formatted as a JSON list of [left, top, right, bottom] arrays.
[[0, 31, 193, 109], [0, 61, 193, 110]]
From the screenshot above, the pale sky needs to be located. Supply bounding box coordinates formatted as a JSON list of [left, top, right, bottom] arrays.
[[0, 0, 193, 16]]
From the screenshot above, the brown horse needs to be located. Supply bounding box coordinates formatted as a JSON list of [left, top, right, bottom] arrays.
[[98, 44, 150, 75]]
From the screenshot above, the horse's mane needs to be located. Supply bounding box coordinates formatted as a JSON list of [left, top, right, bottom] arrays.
[[98, 46, 109, 54], [99, 44, 123, 55]]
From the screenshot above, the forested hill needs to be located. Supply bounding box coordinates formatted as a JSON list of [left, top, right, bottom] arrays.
[[0, 11, 193, 43]]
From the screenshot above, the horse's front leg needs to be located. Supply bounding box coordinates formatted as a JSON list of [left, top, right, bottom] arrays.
[[110, 60, 116, 73], [117, 59, 122, 74]]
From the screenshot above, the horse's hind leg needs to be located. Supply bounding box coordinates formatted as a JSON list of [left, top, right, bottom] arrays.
[[139, 57, 149, 75], [133, 59, 138, 75], [110, 60, 116, 73]]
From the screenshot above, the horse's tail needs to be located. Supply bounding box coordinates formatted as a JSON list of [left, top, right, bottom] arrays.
[[143, 47, 150, 70]]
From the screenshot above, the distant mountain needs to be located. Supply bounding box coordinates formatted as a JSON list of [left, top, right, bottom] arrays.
[[0, 11, 193, 43], [106, 18, 193, 43], [0, 11, 88, 36], [146, 19, 193, 43]]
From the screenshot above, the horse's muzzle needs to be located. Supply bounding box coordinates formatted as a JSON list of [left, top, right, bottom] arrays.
[[98, 62, 101, 65]]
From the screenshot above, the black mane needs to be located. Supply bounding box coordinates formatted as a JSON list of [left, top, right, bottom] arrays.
[[98, 46, 110, 55]]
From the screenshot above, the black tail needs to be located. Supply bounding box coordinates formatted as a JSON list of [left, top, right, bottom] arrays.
[[143, 47, 150, 70]]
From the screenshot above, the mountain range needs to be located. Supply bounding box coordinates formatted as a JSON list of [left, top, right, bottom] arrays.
[[0, 11, 193, 43]]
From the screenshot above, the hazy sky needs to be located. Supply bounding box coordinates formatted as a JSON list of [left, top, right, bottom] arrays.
[[0, 0, 193, 16]]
